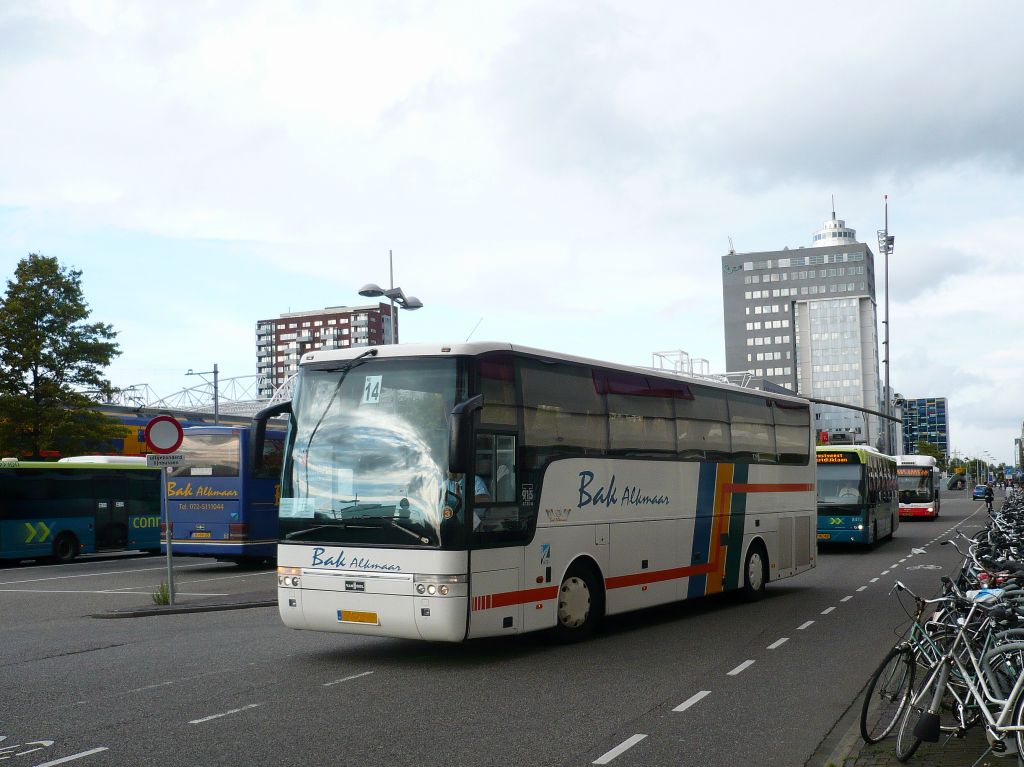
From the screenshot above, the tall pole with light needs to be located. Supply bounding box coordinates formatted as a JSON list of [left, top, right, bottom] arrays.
[[877, 197, 895, 454], [358, 250, 424, 344], [186, 364, 219, 424]]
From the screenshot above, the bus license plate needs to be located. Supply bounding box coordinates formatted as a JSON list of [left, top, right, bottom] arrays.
[[192, 531, 212, 539], [817, 533, 830, 540], [338, 610, 378, 625]]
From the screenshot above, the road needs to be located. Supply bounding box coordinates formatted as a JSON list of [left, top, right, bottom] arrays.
[[0, 495, 987, 767]]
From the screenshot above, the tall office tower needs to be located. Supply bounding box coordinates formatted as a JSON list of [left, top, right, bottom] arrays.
[[901, 397, 949, 456], [255, 302, 394, 398], [721, 210, 884, 447]]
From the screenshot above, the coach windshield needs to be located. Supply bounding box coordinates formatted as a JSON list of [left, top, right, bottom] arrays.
[[279, 357, 466, 549]]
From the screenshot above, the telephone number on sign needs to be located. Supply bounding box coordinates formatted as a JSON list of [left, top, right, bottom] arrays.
[[185, 503, 226, 511]]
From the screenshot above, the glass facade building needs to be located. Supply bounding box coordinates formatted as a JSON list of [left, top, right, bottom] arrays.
[[900, 397, 949, 456]]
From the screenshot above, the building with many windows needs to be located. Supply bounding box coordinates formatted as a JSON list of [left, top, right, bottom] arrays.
[[721, 211, 884, 446], [255, 303, 395, 398], [901, 397, 949, 457]]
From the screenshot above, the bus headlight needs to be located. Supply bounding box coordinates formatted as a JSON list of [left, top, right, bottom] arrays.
[[413, 573, 465, 596], [277, 566, 301, 588]]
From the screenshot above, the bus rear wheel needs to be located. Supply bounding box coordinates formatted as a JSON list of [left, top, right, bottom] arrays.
[[52, 533, 79, 564], [741, 543, 767, 601], [554, 563, 604, 642]]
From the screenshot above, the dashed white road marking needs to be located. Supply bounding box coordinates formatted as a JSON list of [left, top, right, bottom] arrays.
[[31, 748, 109, 767], [891, 564, 900, 569], [188, 703, 262, 725], [881, 570, 890, 575], [797, 620, 814, 630], [821, 606, 836, 615], [840, 596, 852, 602], [767, 637, 789, 650], [727, 660, 755, 676], [870, 578, 879, 583], [593, 734, 647, 764], [673, 690, 711, 712], [857, 586, 867, 592], [323, 670, 374, 687]]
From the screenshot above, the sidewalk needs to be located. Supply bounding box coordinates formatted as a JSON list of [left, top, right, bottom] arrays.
[[827, 714, 1001, 767], [92, 588, 276, 619]]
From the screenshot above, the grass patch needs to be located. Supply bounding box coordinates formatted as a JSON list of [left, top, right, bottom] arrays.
[[152, 580, 170, 606]]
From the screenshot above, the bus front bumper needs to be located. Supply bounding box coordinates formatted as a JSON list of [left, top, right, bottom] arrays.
[[278, 587, 467, 642], [817, 528, 871, 544], [899, 505, 937, 519]]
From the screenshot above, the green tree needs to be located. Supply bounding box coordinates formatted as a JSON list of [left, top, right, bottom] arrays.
[[0, 254, 122, 458], [916, 440, 947, 472]]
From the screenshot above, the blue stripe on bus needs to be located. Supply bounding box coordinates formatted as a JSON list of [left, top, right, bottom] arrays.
[[687, 462, 719, 599]]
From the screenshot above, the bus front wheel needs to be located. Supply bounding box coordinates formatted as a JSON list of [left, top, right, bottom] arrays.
[[52, 533, 79, 564], [554, 563, 604, 642], [741, 543, 767, 601]]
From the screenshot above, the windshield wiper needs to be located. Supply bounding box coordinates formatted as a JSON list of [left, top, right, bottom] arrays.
[[347, 515, 432, 544], [285, 524, 349, 539]]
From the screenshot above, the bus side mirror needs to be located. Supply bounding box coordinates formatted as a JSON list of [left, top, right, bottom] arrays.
[[251, 400, 291, 474], [448, 395, 484, 474]]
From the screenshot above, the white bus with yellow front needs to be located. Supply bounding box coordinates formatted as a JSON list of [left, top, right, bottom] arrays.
[[260, 342, 816, 642]]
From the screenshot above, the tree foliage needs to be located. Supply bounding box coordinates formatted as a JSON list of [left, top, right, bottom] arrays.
[[916, 440, 946, 472], [0, 254, 122, 458]]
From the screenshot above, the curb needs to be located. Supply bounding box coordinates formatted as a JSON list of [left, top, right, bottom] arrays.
[[92, 599, 276, 619], [820, 707, 864, 766]]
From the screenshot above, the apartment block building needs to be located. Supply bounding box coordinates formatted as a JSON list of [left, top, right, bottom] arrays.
[[256, 303, 394, 398]]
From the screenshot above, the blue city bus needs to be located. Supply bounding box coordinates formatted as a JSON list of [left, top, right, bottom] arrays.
[[0, 459, 162, 563], [163, 425, 284, 563], [816, 446, 898, 545]]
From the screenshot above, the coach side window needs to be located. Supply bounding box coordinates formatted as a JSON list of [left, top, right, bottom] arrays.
[[599, 370, 677, 454], [520, 360, 607, 452], [676, 388, 730, 460], [774, 401, 811, 464]]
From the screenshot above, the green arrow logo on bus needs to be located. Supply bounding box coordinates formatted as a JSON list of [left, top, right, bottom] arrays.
[[24, 521, 51, 544]]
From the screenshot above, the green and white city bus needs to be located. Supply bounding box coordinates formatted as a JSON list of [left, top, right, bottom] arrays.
[[816, 446, 898, 545]]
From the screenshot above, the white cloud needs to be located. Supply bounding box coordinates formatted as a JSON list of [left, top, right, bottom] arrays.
[[1, 1, 1023, 456]]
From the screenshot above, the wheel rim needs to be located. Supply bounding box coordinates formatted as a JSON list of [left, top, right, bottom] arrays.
[[56, 538, 72, 559], [747, 552, 764, 592], [558, 576, 591, 628]]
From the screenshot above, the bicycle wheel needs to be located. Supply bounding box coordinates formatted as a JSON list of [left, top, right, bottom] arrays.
[[894, 693, 923, 762], [861, 646, 916, 743]]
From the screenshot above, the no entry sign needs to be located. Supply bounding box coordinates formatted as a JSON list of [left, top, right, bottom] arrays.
[[144, 415, 184, 454]]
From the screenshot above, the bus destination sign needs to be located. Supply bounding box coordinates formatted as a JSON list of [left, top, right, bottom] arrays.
[[817, 451, 856, 464], [897, 467, 929, 476]]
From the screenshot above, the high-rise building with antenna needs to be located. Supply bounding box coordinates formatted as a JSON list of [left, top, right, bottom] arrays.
[[720, 209, 884, 447]]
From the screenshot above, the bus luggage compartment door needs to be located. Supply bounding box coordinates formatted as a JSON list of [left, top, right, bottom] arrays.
[[468, 567, 522, 638]]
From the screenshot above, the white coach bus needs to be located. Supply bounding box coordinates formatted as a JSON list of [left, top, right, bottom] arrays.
[[258, 343, 816, 642]]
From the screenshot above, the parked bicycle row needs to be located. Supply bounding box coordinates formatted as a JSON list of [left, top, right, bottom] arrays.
[[859, 488, 1024, 763]]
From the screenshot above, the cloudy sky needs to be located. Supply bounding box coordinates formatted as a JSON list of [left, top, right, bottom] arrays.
[[1, 1, 1021, 462]]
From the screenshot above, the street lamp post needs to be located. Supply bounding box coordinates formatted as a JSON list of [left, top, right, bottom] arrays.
[[877, 197, 895, 454], [186, 364, 219, 424], [358, 250, 423, 344]]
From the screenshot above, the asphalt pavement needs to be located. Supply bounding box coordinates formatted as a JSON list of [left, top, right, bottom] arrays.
[[0, 495, 994, 767]]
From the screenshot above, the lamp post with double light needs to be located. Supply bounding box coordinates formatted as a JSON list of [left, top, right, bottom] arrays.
[[358, 250, 423, 344]]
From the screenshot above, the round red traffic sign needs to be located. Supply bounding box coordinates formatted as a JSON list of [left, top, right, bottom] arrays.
[[144, 415, 184, 454]]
